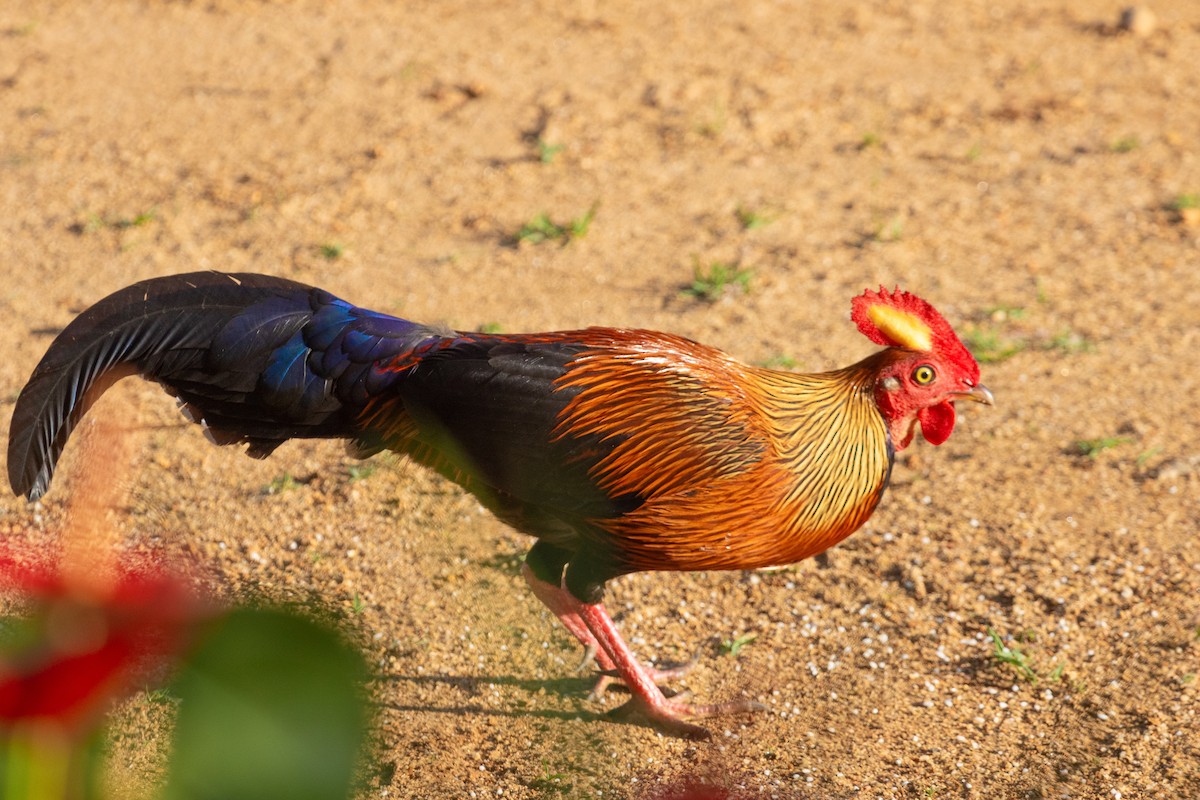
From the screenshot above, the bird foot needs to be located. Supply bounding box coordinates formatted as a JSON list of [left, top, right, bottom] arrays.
[[588, 651, 701, 700], [576, 642, 600, 672], [606, 692, 766, 740]]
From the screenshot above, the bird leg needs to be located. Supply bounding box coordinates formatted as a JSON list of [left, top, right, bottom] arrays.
[[521, 563, 610, 672], [563, 585, 764, 740], [520, 563, 695, 698]]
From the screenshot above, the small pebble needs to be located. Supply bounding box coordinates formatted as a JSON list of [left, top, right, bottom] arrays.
[[910, 566, 927, 600], [1118, 7, 1156, 37]]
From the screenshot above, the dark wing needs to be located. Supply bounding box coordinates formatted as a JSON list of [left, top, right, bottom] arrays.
[[373, 335, 641, 530]]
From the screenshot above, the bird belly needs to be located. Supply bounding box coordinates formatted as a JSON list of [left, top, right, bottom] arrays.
[[598, 476, 885, 575]]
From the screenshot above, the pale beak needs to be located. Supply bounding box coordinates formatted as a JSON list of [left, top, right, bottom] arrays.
[[954, 384, 995, 406]]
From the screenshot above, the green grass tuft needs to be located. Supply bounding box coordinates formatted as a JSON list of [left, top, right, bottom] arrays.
[[720, 632, 757, 657], [987, 627, 1039, 683], [83, 208, 158, 232], [1135, 447, 1162, 468], [347, 464, 376, 482], [983, 304, 1027, 321], [535, 140, 563, 163], [1168, 193, 1199, 211], [1109, 135, 1139, 153], [758, 354, 799, 370], [528, 760, 573, 796], [735, 205, 774, 230], [1043, 328, 1093, 355], [1072, 437, 1130, 458], [515, 204, 596, 245], [684, 261, 753, 302], [859, 131, 883, 149], [265, 473, 301, 494], [963, 326, 1026, 364], [871, 215, 903, 242]]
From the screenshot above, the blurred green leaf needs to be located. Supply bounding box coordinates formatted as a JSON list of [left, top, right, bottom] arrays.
[[162, 607, 368, 800]]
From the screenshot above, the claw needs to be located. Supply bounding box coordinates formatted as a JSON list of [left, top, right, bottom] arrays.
[[608, 694, 766, 740], [590, 652, 701, 699], [576, 642, 599, 672], [588, 675, 616, 701], [652, 649, 702, 681]]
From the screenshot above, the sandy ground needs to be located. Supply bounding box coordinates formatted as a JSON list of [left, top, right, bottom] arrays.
[[2, 1, 1199, 797]]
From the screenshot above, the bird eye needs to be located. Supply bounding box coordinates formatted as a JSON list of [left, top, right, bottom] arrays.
[[912, 365, 936, 385]]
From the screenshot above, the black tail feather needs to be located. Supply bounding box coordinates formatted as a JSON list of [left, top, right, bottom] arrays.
[[7, 272, 332, 500]]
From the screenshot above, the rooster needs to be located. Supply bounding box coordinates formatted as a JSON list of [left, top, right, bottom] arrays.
[[7, 272, 991, 738]]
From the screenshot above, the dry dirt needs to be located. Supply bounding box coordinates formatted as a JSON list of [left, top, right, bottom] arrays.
[[2, 1, 1199, 798]]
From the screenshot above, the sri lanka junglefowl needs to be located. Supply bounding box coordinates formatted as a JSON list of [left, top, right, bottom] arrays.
[[7, 272, 991, 738]]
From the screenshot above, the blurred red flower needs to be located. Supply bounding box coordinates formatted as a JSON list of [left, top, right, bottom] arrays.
[[644, 779, 733, 800], [0, 545, 207, 731]]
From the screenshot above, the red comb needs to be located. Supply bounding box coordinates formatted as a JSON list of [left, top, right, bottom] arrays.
[[851, 287, 979, 379]]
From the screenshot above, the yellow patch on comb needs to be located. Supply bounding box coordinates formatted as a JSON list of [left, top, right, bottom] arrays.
[[867, 304, 933, 351]]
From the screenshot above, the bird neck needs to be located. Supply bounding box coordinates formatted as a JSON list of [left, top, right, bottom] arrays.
[[743, 354, 894, 564], [751, 352, 890, 449]]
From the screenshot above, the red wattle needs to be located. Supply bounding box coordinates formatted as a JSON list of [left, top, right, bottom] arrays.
[[917, 401, 956, 445]]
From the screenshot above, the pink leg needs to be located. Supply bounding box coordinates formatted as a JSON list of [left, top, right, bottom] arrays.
[[522, 564, 613, 672], [565, 585, 765, 739], [520, 564, 695, 698]]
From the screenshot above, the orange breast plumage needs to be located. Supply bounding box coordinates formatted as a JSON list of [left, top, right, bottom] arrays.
[[552, 334, 894, 574]]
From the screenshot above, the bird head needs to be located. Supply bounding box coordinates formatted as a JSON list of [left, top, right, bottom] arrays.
[[851, 287, 993, 450]]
